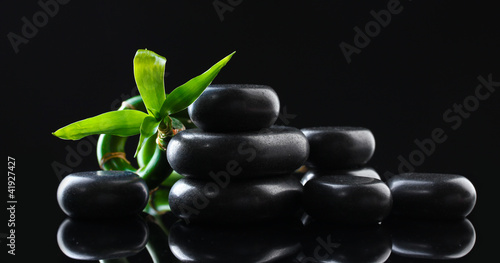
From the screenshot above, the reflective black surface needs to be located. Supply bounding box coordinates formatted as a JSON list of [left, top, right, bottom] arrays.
[[56, 211, 477, 263], [299, 220, 392, 263], [388, 218, 476, 260], [169, 220, 301, 263], [57, 216, 149, 261]]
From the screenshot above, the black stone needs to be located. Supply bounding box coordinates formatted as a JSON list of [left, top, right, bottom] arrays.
[[303, 175, 392, 224], [167, 126, 309, 178], [168, 221, 301, 263], [57, 171, 149, 218], [388, 218, 476, 260], [300, 222, 392, 263], [386, 173, 477, 220], [301, 127, 375, 169], [169, 175, 303, 224], [57, 216, 149, 260], [188, 84, 280, 132], [300, 167, 381, 185]]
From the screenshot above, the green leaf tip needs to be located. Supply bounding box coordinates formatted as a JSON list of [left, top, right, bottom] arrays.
[[53, 49, 236, 149], [52, 110, 149, 140], [160, 51, 236, 116], [133, 49, 167, 117]]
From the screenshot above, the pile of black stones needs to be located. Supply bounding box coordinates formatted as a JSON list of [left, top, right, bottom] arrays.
[[55, 84, 479, 262], [56, 84, 477, 224], [166, 84, 309, 223]]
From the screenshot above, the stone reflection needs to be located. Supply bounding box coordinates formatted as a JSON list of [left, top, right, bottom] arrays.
[[143, 212, 181, 263], [297, 219, 392, 263], [57, 215, 149, 261], [56, 210, 477, 263], [387, 218, 476, 260], [168, 220, 302, 263]]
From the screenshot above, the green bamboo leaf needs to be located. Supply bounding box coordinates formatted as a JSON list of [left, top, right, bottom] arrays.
[[160, 51, 235, 116], [53, 110, 148, 140], [134, 49, 167, 118], [135, 116, 161, 157]]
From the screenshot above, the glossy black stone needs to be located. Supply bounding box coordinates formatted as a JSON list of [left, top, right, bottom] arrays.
[[301, 127, 375, 169], [188, 84, 280, 132], [57, 171, 149, 218], [168, 221, 301, 262], [57, 216, 149, 260], [300, 167, 381, 185], [169, 175, 303, 224], [303, 175, 392, 224], [388, 218, 476, 260], [300, 222, 392, 263], [387, 173, 477, 220], [167, 126, 309, 178]]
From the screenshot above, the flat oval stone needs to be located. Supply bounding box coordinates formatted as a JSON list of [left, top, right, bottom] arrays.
[[167, 126, 309, 178], [300, 167, 381, 185], [57, 216, 149, 260], [301, 127, 375, 170], [57, 171, 149, 218], [388, 218, 476, 259], [188, 84, 280, 132], [386, 173, 477, 219], [300, 222, 392, 263], [169, 175, 303, 223], [168, 221, 301, 262], [303, 175, 392, 224]]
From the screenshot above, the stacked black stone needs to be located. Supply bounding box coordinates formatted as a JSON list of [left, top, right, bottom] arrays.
[[386, 172, 476, 220], [300, 127, 477, 223], [300, 127, 393, 224], [167, 84, 309, 224]]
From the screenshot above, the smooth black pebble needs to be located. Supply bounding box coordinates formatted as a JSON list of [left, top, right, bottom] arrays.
[[57, 170, 149, 218], [167, 126, 309, 178], [188, 84, 280, 132], [386, 173, 477, 220], [169, 175, 303, 223], [300, 167, 381, 185], [303, 175, 392, 224], [57, 216, 149, 260], [301, 127, 375, 169]]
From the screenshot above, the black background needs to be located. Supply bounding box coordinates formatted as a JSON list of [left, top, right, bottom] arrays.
[[2, 0, 499, 262]]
